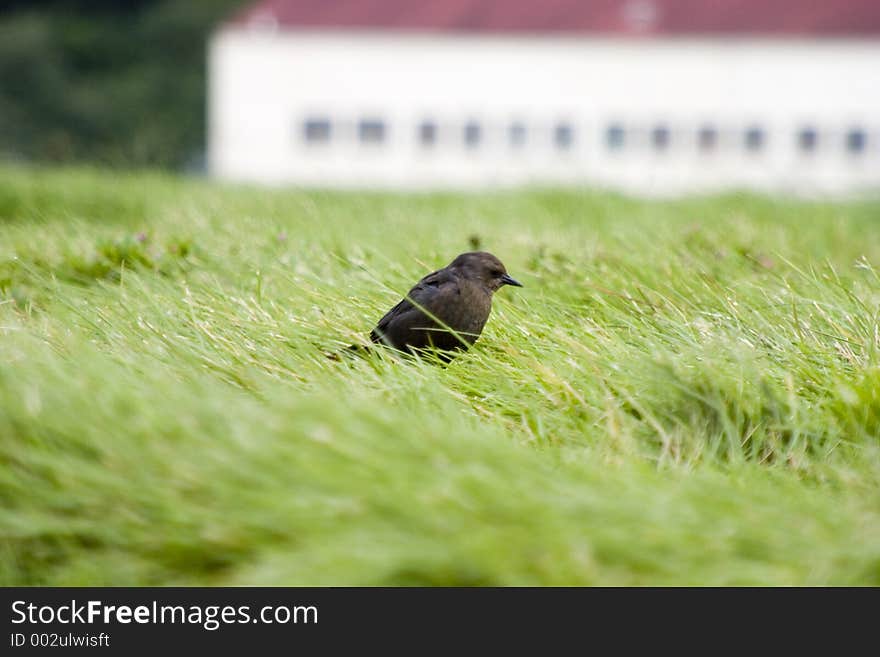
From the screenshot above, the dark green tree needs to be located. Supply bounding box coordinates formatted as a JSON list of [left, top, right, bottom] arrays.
[[0, 0, 243, 169]]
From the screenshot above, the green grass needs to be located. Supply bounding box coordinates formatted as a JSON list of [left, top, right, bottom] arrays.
[[1, 164, 879, 586]]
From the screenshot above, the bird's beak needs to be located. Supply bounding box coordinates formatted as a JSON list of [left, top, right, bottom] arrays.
[[500, 273, 523, 288]]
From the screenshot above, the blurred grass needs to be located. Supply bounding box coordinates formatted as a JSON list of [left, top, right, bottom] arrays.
[[1, 164, 879, 585]]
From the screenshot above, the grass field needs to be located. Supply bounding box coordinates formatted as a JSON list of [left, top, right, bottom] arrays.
[[1, 165, 879, 586]]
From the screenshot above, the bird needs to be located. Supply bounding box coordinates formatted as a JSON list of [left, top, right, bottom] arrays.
[[366, 251, 522, 361]]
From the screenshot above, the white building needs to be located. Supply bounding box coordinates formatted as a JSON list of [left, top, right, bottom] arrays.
[[208, 0, 880, 196]]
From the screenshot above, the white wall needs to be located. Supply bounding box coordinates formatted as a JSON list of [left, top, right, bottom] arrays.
[[208, 28, 880, 195]]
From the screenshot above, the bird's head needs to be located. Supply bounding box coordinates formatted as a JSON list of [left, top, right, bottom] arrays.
[[449, 252, 523, 293]]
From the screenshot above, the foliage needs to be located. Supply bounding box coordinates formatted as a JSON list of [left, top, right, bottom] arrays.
[[0, 1, 241, 168], [1, 165, 879, 585]]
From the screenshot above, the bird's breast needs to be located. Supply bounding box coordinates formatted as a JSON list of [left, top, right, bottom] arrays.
[[438, 281, 492, 339]]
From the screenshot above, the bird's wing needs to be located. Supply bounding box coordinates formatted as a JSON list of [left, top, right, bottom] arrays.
[[370, 267, 461, 346]]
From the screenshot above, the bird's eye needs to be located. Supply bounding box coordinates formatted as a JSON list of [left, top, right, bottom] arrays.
[[491, 269, 503, 277]]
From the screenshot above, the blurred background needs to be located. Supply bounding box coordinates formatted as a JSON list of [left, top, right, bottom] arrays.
[[0, 0, 240, 170], [2, 0, 880, 195]]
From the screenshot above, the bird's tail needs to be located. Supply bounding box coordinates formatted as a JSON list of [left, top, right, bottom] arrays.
[[325, 343, 371, 361]]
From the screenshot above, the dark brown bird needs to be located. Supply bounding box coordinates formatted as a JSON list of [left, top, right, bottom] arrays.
[[368, 252, 522, 360]]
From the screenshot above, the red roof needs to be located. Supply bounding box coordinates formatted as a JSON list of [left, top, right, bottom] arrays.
[[230, 0, 880, 36]]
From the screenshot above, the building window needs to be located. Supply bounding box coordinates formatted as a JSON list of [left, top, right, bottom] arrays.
[[303, 118, 331, 144], [606, 124, 625, 150], [358, 118, 386, 144], [797, 126, 818, 153], [651, 124, 670, 151], [508, 122, 527, 148], [554, 123, 574, 150], [464, 121, 481, 148], [744, 126, 765, 152], [418, 121, 437, 147], [697, 125, 718, 152], [846, 128, 867, 154]]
